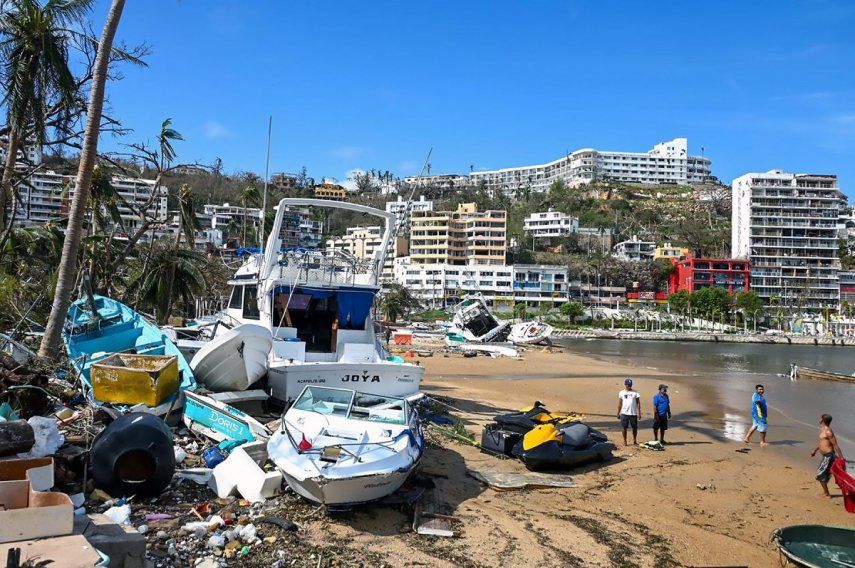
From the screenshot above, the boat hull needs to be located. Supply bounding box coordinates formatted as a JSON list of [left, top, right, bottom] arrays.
[[267, 360, 423, 403], [508, 322, 554, 345], [774, 525, 855, 568], [281, 463, 418, 506], [795, 366, 855, 384], [190, 324, 272, 391]]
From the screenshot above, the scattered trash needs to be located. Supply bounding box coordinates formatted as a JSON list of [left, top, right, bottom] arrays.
[[173, 468, 213, 485], [0, 401, 18, 421], [202, 445, 227, 468], [466, 469, 575, 490], [255, 516, 299, 532], [18, 416, 64, 458], [640, 440, 665, 451], [90, 412, 175, 497], [0, 420, 35, 457], [91, 353, 180, 406], [0, 464, 74, 544], [103, 504, 132, 525], [208, 441, 282, 503], [136, 524, 149, 534], [696, 481, 716, 491], [173, 445, 187, 463]]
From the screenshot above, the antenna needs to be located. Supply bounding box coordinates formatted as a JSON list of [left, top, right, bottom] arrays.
[[258, 115, 273, 250]]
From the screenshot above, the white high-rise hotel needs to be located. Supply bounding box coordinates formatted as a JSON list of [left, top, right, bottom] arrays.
[[404, 138, 711, 194], [732, 170, 844, 311]]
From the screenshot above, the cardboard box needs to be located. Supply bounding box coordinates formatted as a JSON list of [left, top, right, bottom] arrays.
[[0, 457, 73, 544], [0, 534, 102, 567]]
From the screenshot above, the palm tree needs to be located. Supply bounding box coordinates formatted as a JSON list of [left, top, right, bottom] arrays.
[[126, 242, 207, 324], [39, 0, 126, 359], [0, 0, 92, 233], [157, 183, 200, 324], [239, 183, 260, 247]]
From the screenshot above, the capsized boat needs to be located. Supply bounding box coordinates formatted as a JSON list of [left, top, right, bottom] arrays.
[[63, 295, 195, 396], [508, 321, 554, 345], [219, 198, 424, 404], [512, 422, 615, 471], [451, 294, 553, 345], [267, 386, 423, 506], [190, 323, 273, 391], [772, 525, 855, 568], [794, 366, 855, 384]]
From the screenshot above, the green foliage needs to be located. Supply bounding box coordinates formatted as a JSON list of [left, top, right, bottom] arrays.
[[125, 242, 208, 322], [668, 290, 691, 314], [559, 301, 584, 321], [410, 308, 450, 322], [691, 286, 731, 318], [734, 290, 763, 316], [513, 302, 527, 319], [380, 283, 421, 322]]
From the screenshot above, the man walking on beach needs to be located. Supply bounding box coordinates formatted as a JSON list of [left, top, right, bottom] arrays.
[[811, 414, 844, 499], [617, 378, 641, 446], [743, 384, 768, 447], [652, 384, 671, 444]]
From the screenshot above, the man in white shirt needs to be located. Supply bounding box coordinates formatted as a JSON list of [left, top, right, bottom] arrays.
[[617, 378, 641, 446]]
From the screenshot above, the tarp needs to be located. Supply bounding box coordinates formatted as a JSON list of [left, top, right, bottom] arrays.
[[466, 469, 575, 490]]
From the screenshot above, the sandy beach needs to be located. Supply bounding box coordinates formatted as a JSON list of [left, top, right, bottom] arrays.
[[297, 348, 852, 568]]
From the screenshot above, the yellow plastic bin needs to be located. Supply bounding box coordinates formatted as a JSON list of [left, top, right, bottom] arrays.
[[91, 354, 179, 406]]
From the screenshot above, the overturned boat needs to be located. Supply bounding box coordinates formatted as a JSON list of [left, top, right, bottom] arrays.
[[189, 323, 273, 391], [451, 294, 553, 345], [63, 295, 195, 399], [267, 386, 423, 506]]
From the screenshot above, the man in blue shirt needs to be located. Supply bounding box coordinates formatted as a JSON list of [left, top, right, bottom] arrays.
[[652, 384, 671, 444], [743, 384, 768, 447]]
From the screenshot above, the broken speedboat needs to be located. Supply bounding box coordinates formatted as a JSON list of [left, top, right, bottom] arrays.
[[267, 386, 423, 506]]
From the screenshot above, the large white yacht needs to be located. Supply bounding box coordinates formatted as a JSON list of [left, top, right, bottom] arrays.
[[221, 198, 423, 404]]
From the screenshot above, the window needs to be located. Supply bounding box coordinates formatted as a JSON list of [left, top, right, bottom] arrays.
[[228, 286, 242, 309], [242, 285, 260, 320]]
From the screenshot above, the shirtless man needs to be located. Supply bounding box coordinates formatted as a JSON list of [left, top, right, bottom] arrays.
[[810, 414, 844, 499]]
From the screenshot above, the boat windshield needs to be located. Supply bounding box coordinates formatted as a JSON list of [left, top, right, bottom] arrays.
[[293, 386, 408, 424]]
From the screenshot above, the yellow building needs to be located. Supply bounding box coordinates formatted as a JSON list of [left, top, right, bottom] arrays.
[[653, 242, 690, 261], [313, 183, 348, 201], [410, 202, 506, 266]]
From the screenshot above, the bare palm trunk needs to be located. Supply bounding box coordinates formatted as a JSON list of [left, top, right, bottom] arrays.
[[39, 0, 126, 359], [0, 129, 22, 235]]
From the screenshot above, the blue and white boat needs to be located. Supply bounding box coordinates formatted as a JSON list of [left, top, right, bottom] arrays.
[[63, 295, 196, 396]]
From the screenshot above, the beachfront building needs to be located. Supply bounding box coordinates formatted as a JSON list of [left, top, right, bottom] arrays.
[[613, 236, 655, 262], [512, 264, 569, 306], [385, 195, 433, 236], [838, 270, 855, 311], [401, 174, 469, 192], [669, 257, 750, 294], [16, 171, 168, 231], [523, 209, 579, 238], [409, 203, 506, 266], [314, 182, 348, 201], [732, 170, 843, 311], [204, 203, 262, 227], [653, 243, 691, 261]]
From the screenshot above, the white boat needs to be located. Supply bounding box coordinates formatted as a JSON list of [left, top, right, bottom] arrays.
[[189, 323, 273, 391], [459, 342, 519, 358], [267, 386, 423, 505], [219, 198, 424, 404], [508, 321, 554, 345], [451, 294, 553, 345]]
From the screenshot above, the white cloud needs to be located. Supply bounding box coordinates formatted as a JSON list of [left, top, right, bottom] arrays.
[[203, 121, 230, 140], [329, 146, 366, 160]]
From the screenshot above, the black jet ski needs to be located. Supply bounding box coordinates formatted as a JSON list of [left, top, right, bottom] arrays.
[[512, 421, 615, 471], [493, 401, 583, 434]]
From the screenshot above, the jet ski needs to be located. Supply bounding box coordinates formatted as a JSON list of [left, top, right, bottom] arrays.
[[493, 401, 584, 434], [512, 422, 615, 471]]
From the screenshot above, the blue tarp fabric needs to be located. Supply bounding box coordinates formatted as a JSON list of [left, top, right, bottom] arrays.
[[272, 286, 375, 329]]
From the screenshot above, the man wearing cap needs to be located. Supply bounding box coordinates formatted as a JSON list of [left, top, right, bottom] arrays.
[[652, 384, 672, 444], [617, 378, 641, 446]]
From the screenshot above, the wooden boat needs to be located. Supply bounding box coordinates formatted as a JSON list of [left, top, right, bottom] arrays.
[[795, 366, 855, 384], [772, 525, 855, 568], [189, 323, 272, 391], [63, 296, 195, 397]]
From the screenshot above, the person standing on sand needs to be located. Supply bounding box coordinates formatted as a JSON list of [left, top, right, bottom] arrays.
[[617, 378, 641, 446], [652, 384, 671, 444], [811, 414, 844, 499], [743, 384, 768, 447]]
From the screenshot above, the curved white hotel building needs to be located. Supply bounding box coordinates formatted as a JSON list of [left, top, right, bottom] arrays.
[[404, 137, 711, 194]]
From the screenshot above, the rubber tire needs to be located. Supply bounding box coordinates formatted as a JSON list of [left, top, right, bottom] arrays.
[[90, 412, 175, 497]]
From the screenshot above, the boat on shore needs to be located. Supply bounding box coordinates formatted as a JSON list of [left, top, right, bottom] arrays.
[[267, 386, 423, 506], [189, 323, 273, 391], [794, 366, 855, 384], [451, 294, 553, 345], [772, 524, 855, 568], [63, 295, 195, 398]]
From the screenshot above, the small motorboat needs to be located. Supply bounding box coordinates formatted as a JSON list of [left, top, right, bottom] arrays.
[[512, 422, 615, 471], [508, 321, 554, 345], [63, 295, 195, 398], [267, 386, 423, 506], [794, 366, 855, 384], [772, 525, 855, 568], [190, 324, 273, 391]]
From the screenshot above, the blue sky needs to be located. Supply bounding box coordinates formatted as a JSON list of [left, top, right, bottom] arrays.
[[94, 1, 855, 193]]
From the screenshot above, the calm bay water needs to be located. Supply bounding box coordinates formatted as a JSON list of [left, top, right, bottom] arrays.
[[557, 338, 855, 460]]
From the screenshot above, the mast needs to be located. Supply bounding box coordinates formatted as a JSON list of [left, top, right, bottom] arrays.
[[258, 115, 273, 250]]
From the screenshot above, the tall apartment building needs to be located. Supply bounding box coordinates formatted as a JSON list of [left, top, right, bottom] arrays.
[[524, 209, 579, 238], [0, 137, 43, 166], [385, 195, 433, 236], [16, 171, 167, 231], [409, 203, 506, 266], [732, 170, 843, 311], [326, 225, 383, 259], [613, 236, 655, 262], [405, 138, 711, 195]]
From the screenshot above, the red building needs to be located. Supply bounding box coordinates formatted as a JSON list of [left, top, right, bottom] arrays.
[[669, 257, 750, 294]]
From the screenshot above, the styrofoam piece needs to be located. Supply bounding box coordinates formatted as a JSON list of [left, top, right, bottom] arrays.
[[207, 441, 282, 503], [18, 417, 64, 458]]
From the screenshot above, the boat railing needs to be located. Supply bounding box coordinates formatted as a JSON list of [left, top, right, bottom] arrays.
[[273, 249, 380, 286], [193, 296, 228, 319]]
